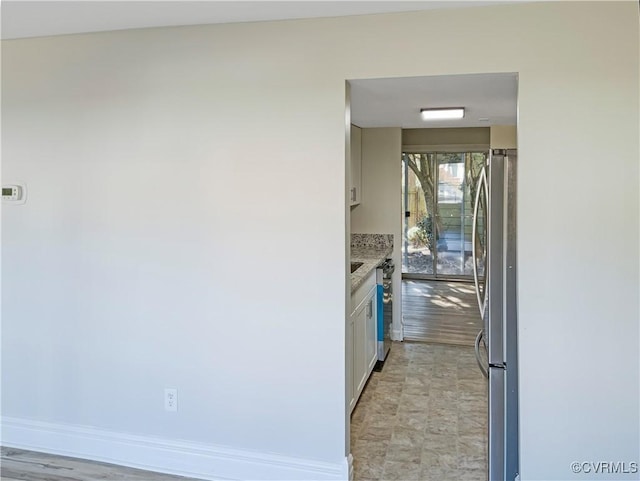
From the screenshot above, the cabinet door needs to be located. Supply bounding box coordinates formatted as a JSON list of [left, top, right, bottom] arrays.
[[347, 317, 356, 413], [365, 289, 378, 374], [349, 275, 377, 410], [350, 125, 362, 206], [354, 300, 367, 396]]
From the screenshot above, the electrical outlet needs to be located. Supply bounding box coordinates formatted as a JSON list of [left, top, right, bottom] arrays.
[[164, 388, 178, 412]]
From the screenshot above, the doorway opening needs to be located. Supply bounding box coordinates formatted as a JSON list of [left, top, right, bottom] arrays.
[[347, 72, 517, 481], [400, 150, 487, 344]]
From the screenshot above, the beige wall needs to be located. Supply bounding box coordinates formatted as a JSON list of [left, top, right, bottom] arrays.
[[350, 128, 402, 339], [2, 2, 638, 480], [402, 127, 490, 148], [490, 125, 518, 148]]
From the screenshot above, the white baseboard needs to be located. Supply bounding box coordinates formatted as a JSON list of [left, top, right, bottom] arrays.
[[1, 417, 350, 481]]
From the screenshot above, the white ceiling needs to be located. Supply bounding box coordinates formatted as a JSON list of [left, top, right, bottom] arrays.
[[1, 1, 516, 40], [351, 73, 518, 128]]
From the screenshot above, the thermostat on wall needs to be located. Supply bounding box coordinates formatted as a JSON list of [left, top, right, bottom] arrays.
[[2, 182, 27, 205]]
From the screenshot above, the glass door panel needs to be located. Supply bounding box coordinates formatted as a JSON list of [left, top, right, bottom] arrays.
[[402, 151, 487, 279], [402, 153, 434, 275], [434, 153, 466, 275]]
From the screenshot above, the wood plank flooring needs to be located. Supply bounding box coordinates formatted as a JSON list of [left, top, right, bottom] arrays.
[[402, 279, 482, 346], [0, 447, 203, 481]]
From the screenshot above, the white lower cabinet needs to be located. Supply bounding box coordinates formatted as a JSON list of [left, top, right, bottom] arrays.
[[347, 315, 355, 412], [365, 290, 378, 375], [349, 273, 378, 413], [354, 297, 368, 395]]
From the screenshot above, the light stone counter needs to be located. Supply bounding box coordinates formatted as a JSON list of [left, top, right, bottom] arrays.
[[350, 234, 393, 293]]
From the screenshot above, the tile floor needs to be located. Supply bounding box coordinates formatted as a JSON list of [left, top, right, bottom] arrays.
[[350, 341, 487, 481]]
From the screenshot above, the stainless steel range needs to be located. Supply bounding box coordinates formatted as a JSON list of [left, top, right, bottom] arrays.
[[374, 259, 394, 370]]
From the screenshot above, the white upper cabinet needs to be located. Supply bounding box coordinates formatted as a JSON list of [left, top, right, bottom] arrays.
[[350, 125, 362, 206]]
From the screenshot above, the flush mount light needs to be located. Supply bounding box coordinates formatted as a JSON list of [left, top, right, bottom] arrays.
[[420, 107, 465, 120]]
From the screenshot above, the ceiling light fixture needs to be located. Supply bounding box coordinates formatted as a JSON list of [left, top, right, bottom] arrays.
[[420, 107, 465, 120]]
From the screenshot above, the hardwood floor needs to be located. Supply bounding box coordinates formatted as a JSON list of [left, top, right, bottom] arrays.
[[402, 279, 482, 346], [0, 447, 202, 481]]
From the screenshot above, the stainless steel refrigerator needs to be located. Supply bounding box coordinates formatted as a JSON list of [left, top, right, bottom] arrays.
[[472, 149, 519, 481]]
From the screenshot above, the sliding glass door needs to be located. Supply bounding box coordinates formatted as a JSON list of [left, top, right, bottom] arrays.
[[402, 151, 487, 279]]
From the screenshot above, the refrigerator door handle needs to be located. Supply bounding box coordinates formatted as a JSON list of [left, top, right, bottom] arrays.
[[474, 329, 489, 379], [472, 166, 487, 318]]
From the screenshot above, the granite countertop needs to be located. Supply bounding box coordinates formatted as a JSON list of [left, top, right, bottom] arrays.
[[350, 245, 393, 293]]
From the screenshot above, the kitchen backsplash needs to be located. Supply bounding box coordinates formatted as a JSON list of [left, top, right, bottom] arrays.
[[351, 233, 393, 250]]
